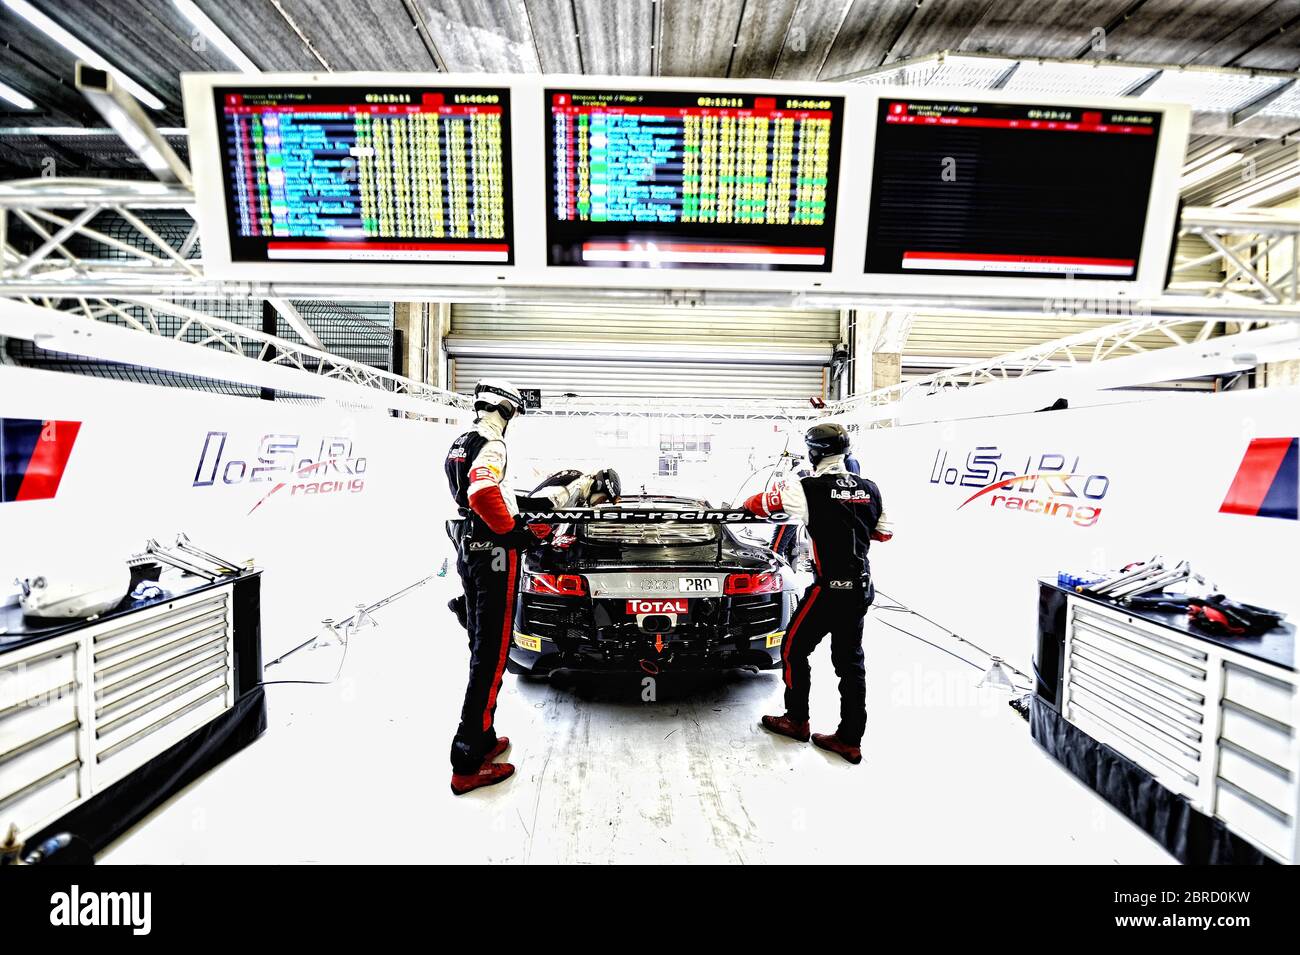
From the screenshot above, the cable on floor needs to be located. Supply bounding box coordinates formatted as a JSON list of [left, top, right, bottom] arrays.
[[871, 587, 1035, 692]]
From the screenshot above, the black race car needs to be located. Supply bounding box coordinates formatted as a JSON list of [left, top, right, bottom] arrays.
[[507, 495, 796, 677]]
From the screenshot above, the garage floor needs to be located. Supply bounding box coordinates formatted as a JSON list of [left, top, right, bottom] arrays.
[[101, 573, 1175, 865]]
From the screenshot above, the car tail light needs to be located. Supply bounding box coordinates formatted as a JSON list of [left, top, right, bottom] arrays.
[[524, 572, 588, 597], [724, 572, 782, 596]]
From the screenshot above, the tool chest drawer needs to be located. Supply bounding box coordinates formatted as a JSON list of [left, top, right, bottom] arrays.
[[1222, 663, 1296, 729], [1063, 601, 1211, 798], [0, 577, 250, 841]]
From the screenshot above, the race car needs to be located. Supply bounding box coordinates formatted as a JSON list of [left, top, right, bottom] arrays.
[[507, 495, 796, 677]]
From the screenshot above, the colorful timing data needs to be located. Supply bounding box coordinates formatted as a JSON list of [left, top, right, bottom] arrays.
[[546, 89, 843, 271], [865, 99, 1162, 280], [215, 86, 513, 264]]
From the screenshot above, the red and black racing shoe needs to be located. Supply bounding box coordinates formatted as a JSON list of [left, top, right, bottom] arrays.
[[811, 732, 862, 765], [450, 761, 515, 796], [760, 714, 810, 742], [485, 736, 511, 761]]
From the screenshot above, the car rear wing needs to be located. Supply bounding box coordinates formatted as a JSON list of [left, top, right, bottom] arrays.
[[518, 507, 793, 524]]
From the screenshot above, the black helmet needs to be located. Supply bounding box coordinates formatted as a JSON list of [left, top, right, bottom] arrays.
[[805, 422, 850, 465]]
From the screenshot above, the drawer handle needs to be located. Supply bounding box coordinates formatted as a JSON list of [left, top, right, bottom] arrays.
[[93, 609, 228, 666], [0, 758, 79, 813], [1069, 652, 1204, 722], [96, 650, 229, 719], [1223, 699, 1295, 737], [1074, 607, 1208, 663], [92, 594, 227, 650], [1069, 670, 1203, 743], [96, 668, 226, 738], [1073, 622, 1206, 680], [0, 719, 79, 768], [1217, 777, 1293, 825], [96, 685, 227, 762], [1070, 701, 1198, 784], [0, 681, 78, 724], [1070, 643, 1205, 706], [1219, 738, 1294, 781], [96, 632, 227, 698]]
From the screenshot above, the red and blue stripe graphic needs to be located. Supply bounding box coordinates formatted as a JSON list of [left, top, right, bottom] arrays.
[[1, 418, 81, 503], [1220, 437, 1298, 521]]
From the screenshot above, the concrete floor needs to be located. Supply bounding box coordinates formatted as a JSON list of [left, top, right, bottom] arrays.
[[102, 573, 1176, 865]]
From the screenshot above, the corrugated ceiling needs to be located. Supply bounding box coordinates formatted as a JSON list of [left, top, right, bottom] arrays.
[[1, 0, 1297, 173]]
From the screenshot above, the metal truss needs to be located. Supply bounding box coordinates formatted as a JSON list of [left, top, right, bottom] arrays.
[[1178, 206, 1300, 306], [529, 395, 822, 421], [0, 177, 1297, 422], [2, 179, 1300, 320], [825, 312, 1263, 424], [4, 293, 471, 413]]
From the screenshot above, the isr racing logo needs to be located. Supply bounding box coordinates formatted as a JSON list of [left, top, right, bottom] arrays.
[[193, 431, 368, 514], [930, 446, 1109, 528]]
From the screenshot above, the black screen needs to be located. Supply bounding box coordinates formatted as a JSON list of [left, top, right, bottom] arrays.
[[864, 99, 1161, 280], [546, 88, 843, 271], [214, 85, 513, 265]]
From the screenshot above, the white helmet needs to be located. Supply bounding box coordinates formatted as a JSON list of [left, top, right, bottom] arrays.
[[473, 378, 526, 421], [19, 563, 130, 620]]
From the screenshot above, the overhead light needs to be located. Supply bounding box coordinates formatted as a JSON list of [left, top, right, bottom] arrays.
[[0, 78, 35, 109], [1179, 152, 1242, 190], [1214, 172, 1300, 209], [4, 0, 165, 110], [1181, 140, 1242, 175], [170, 0, 259, 73]]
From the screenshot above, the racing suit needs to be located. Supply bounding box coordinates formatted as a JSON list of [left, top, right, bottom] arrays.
[[444, 416, 587, 773], [742, 454, 893, 745]]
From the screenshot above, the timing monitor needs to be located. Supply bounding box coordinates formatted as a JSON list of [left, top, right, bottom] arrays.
[[184, 75, 514, 276], [544, 87, 844, 272], [861, 95, 1188, 295]]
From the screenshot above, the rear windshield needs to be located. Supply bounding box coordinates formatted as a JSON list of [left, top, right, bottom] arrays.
[[579, 505, 718, 545]]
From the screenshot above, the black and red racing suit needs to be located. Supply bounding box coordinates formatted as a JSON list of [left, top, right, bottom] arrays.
[[742, 454, 893, 745], [444, 419, 586, 773]]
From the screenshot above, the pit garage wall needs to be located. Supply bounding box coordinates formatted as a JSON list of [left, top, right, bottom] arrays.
[[837, 387, 1299, 670], [0, 366, 465, 658]]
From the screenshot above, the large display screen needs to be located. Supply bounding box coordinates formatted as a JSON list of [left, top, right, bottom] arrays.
[[214, 85, 513, 264], [864, 99, 1162, 280], [545, 88, 843, 271]]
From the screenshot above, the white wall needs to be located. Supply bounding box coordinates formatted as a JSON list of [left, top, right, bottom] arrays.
[[0, 366, 465, 657], [842, 387, 1300, 668]]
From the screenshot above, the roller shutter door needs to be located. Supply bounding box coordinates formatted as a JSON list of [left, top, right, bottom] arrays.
[[448, 304, 837, 399]]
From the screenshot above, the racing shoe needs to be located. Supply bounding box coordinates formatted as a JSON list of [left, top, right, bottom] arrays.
[[451, 761, 515, 796], [760, 714, 810, 742], [485, 736, 511, 761], [811, 732, 862, 765]]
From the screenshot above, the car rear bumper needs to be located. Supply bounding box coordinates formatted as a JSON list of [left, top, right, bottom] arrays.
[[509, 630, 783, 675], [511, 589, 791, 675]]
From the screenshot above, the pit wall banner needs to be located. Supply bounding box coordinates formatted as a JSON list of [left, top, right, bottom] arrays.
[[838, 387, 1300, 670], [0, 365, 464, 657]]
